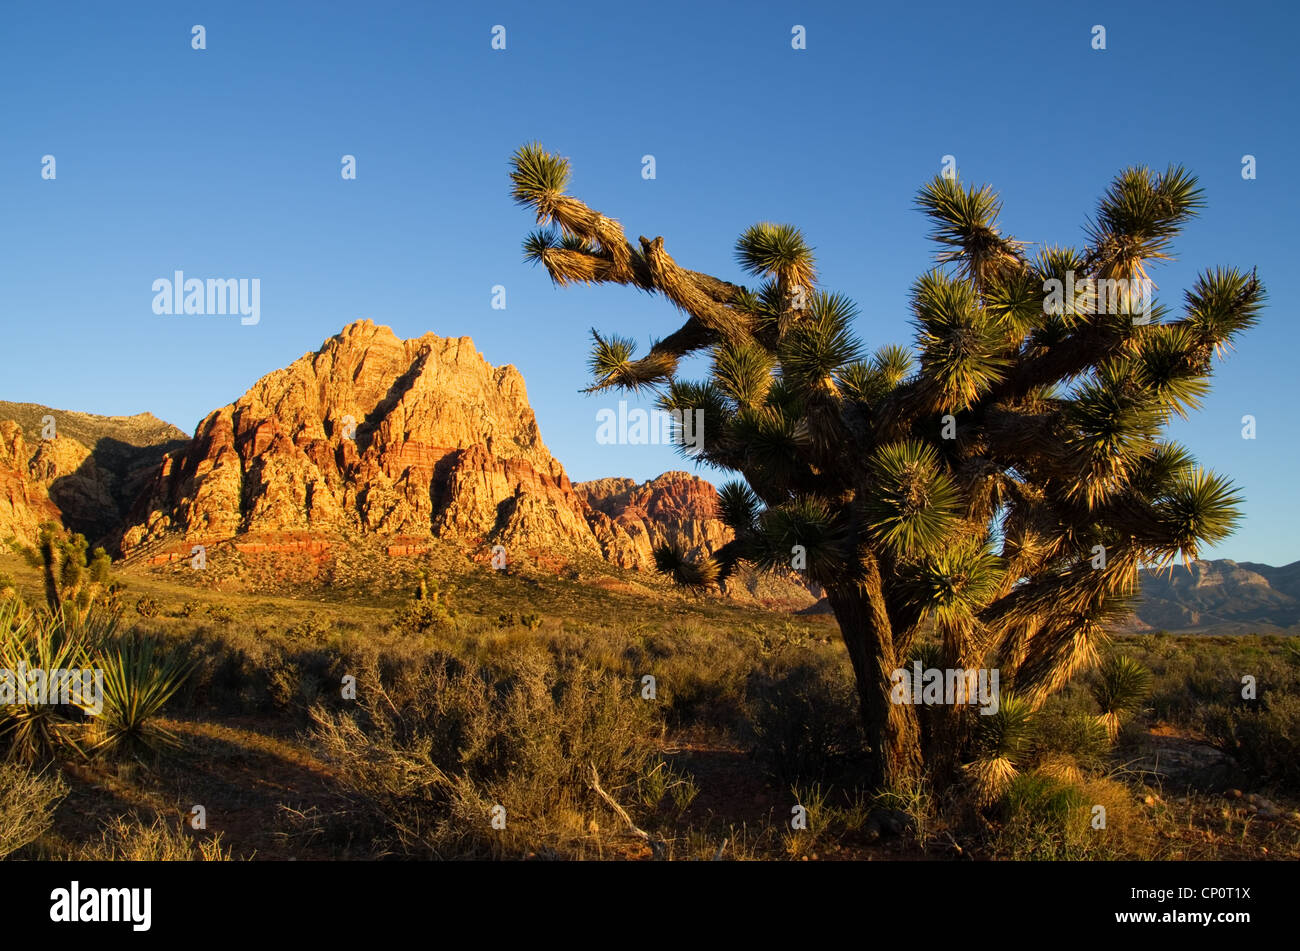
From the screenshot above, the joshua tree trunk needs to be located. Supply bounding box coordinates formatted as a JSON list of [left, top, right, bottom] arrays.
[[827, 582, 922, 790], [39, 532, 62, 615]]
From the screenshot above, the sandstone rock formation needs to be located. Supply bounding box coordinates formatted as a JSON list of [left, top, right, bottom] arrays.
[[120, 320, 648, 566], [0, 403, 186, 548], [575, 472, 732, 565], [0, 421, 63, 547]]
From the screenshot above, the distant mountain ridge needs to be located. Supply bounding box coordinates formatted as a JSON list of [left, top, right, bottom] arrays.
[[1132, 559, 1300, 633]]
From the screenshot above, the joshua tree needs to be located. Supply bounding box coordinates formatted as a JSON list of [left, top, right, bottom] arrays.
[[26, 523, 115, 622], [508, 144, 1264, 792]]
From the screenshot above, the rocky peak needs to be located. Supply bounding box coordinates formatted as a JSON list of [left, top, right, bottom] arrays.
[[120, 320, 646, 567], [576, 470, 731, 562]]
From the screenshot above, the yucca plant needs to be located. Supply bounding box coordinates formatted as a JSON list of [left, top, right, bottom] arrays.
[[0, 601, 93, 764], [965, 692, 1034, 806], [85, 634, 193, 762], [652, 542, 721, 591], [509, 145, 1264, 791], [1090, 655, 1154, 741]]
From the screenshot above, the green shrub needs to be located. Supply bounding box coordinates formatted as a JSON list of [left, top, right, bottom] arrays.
[[206, 605, 235, 625], [393, 599, 453, 635], [988, 771, 1159, 860], [1218, 693, 1300, 789], [990, 771, 1088, 859], [1030, 707, 1112, 774], [747, 659, 867, 787]]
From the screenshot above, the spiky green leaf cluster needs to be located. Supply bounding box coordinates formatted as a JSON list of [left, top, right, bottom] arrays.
[[735, 223, 816, 290], [863, 441, 961, 558], [509, 142, 571, 210]]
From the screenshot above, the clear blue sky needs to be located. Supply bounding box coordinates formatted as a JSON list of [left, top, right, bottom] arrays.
[[2, 0, 1296, 564]]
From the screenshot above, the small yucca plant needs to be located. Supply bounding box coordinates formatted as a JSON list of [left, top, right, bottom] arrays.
[[965, 692, 1033, 806], [0, 602, 91, 764], [85, 634, 192, 762], [1090, 655, 1153, 741], [652, 543, 721, 591]]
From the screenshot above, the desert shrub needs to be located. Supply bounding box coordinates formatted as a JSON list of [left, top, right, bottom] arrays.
[[134, 595, 161, 619], [746, 658, 867, 787], [987, 771, 1159, 860], [636, 757, 699, 819], [1215, 693, 1300, 790], [0, 763, 68, 858], [1030, 705, 1112, 774], [178, 600, 202, 618], [287, 613, 331, 640], [72, 814, 232, 861], [393, 599, 452, 635], [989, 771, 1086, 859], [309, 645, 663, 858], [175, 629, 339, 718], [206, 605, 235, 625], [622, 623, 750, 728]]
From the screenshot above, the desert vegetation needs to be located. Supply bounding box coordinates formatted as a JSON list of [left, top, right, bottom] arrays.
[[1, 536, 1296, 862]]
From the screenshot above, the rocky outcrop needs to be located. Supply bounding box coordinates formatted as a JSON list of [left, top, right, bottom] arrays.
[[121, 320, 647, 566], [575, 472, 732, 565], [0, 404, 186, 548], [576, 471, 818, 608], [0, 422, 63, 547]]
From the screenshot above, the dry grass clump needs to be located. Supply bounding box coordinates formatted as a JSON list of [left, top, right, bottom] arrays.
[[70, 814, 233, 861], [0, 762, 68, 858]]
